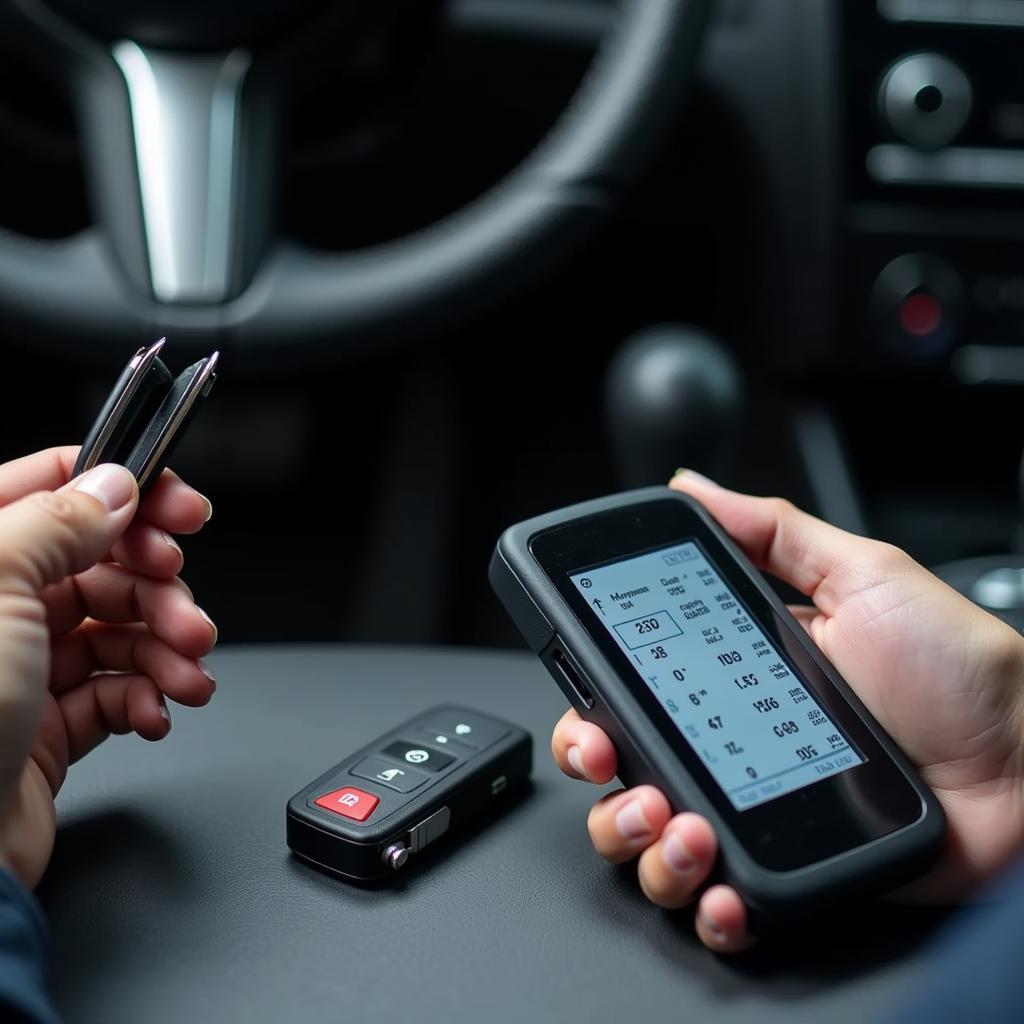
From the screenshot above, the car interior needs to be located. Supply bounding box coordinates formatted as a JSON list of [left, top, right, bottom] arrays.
[[0, 0, 1022, 1019], [1, 0, 1021, 647]]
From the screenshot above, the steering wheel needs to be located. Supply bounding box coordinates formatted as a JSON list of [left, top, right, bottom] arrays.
[[0, 0, 709, 359]]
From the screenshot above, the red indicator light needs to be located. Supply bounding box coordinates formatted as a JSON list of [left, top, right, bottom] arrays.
[[899, 291, 942, 337]]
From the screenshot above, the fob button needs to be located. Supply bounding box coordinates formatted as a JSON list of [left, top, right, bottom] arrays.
[[417, 712, 509, 751], [415, 729, 475, 756], [351, 756, 430, 793], [314, 787, 380, 822], [381, 740, 455, 773]]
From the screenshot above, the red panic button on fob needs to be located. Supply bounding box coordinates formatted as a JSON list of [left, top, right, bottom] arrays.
[[314, 787, 380, 822]]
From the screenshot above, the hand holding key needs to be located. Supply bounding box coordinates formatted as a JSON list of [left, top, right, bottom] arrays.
[[0, 449, 216, 888]]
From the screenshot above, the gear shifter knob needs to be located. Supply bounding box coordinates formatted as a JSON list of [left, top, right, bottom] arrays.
[[604, 324, 743, 488]]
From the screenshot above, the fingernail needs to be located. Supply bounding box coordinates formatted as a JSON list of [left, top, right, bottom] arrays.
[[615, 799, 650, 840], [161, 531, 183, 560], [671, 468, 720, 489], [73, 464, 136, 511], [197, 607, 218, 645], [158, 703, 171, 726], [198, 493, 213, 522], [198, 659, 216, 689], [700, 909, 727, 945], [567, 745, 588, 780], [662, 830, 696, 876]]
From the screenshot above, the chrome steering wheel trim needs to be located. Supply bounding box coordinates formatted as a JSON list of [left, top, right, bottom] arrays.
[[112, 42, 252, 305]]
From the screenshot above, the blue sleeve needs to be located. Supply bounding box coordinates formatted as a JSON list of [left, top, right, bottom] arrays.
[[0, 870, 60, 1024], [886, 857, 1024, 1024]]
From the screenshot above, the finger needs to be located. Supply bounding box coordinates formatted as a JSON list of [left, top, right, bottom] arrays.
[[0, 447, 211, 534], [50, 622, 215, 706], [787, 604, 820, 636], [58, 673, 171, 763], [0, 446, 80, 505], [669, 470, 909, 613], [637, 812, 718, 909], [0, 466, 138, 596], [695, 885, 756, 954], [0, 464, 138, 784], [552, 708, 618, 784], [110, 522, 184, 579], [586, 786, 673, 864], [43, 564, 216, 656], [137, 468, 212, 535]]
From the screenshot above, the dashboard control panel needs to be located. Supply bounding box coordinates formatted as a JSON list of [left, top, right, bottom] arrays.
[[844, 1, 1024, 382]]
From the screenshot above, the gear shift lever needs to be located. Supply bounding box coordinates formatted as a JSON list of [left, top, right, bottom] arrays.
[[604, 324, 743, 489]]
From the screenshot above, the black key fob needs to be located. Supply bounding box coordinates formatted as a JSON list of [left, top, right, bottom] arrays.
[[74, 338, 219, 495], [286, 706, 532, 881]]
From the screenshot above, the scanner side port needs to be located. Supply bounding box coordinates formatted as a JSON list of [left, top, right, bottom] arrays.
[[550, 647, 595, 710]]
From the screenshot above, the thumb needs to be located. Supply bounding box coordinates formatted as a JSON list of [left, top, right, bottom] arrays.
[[0, 464, 138, 795], [668, 469, 907, 610], [0, 464, 139, 597]]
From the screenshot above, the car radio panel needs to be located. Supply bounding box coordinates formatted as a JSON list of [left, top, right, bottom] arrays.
[[843, 1, 1024, 381]]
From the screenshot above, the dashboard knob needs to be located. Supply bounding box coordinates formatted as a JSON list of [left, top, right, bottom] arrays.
[[879, 53, 973, 149]]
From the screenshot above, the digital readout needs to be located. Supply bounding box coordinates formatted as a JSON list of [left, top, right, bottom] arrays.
[[570, 541, 863, 811]]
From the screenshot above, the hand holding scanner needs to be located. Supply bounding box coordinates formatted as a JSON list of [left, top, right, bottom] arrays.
[[74, 338, 219, 495], [490, 488, 945, 925]]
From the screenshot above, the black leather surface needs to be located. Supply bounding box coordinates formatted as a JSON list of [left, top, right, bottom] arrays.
[[39, 645, 948, 1024]]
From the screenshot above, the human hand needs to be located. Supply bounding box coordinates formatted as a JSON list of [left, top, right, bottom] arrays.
[[551, 471, 1024, 952], [0, 449, 216, 888]]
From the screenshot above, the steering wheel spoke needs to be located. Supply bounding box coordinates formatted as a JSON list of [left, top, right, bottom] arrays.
[[78, 41, 278, 306]]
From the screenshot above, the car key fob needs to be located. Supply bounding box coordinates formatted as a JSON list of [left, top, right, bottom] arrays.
[[286, 706, 532, 881], [74, 338, 219, 496]]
